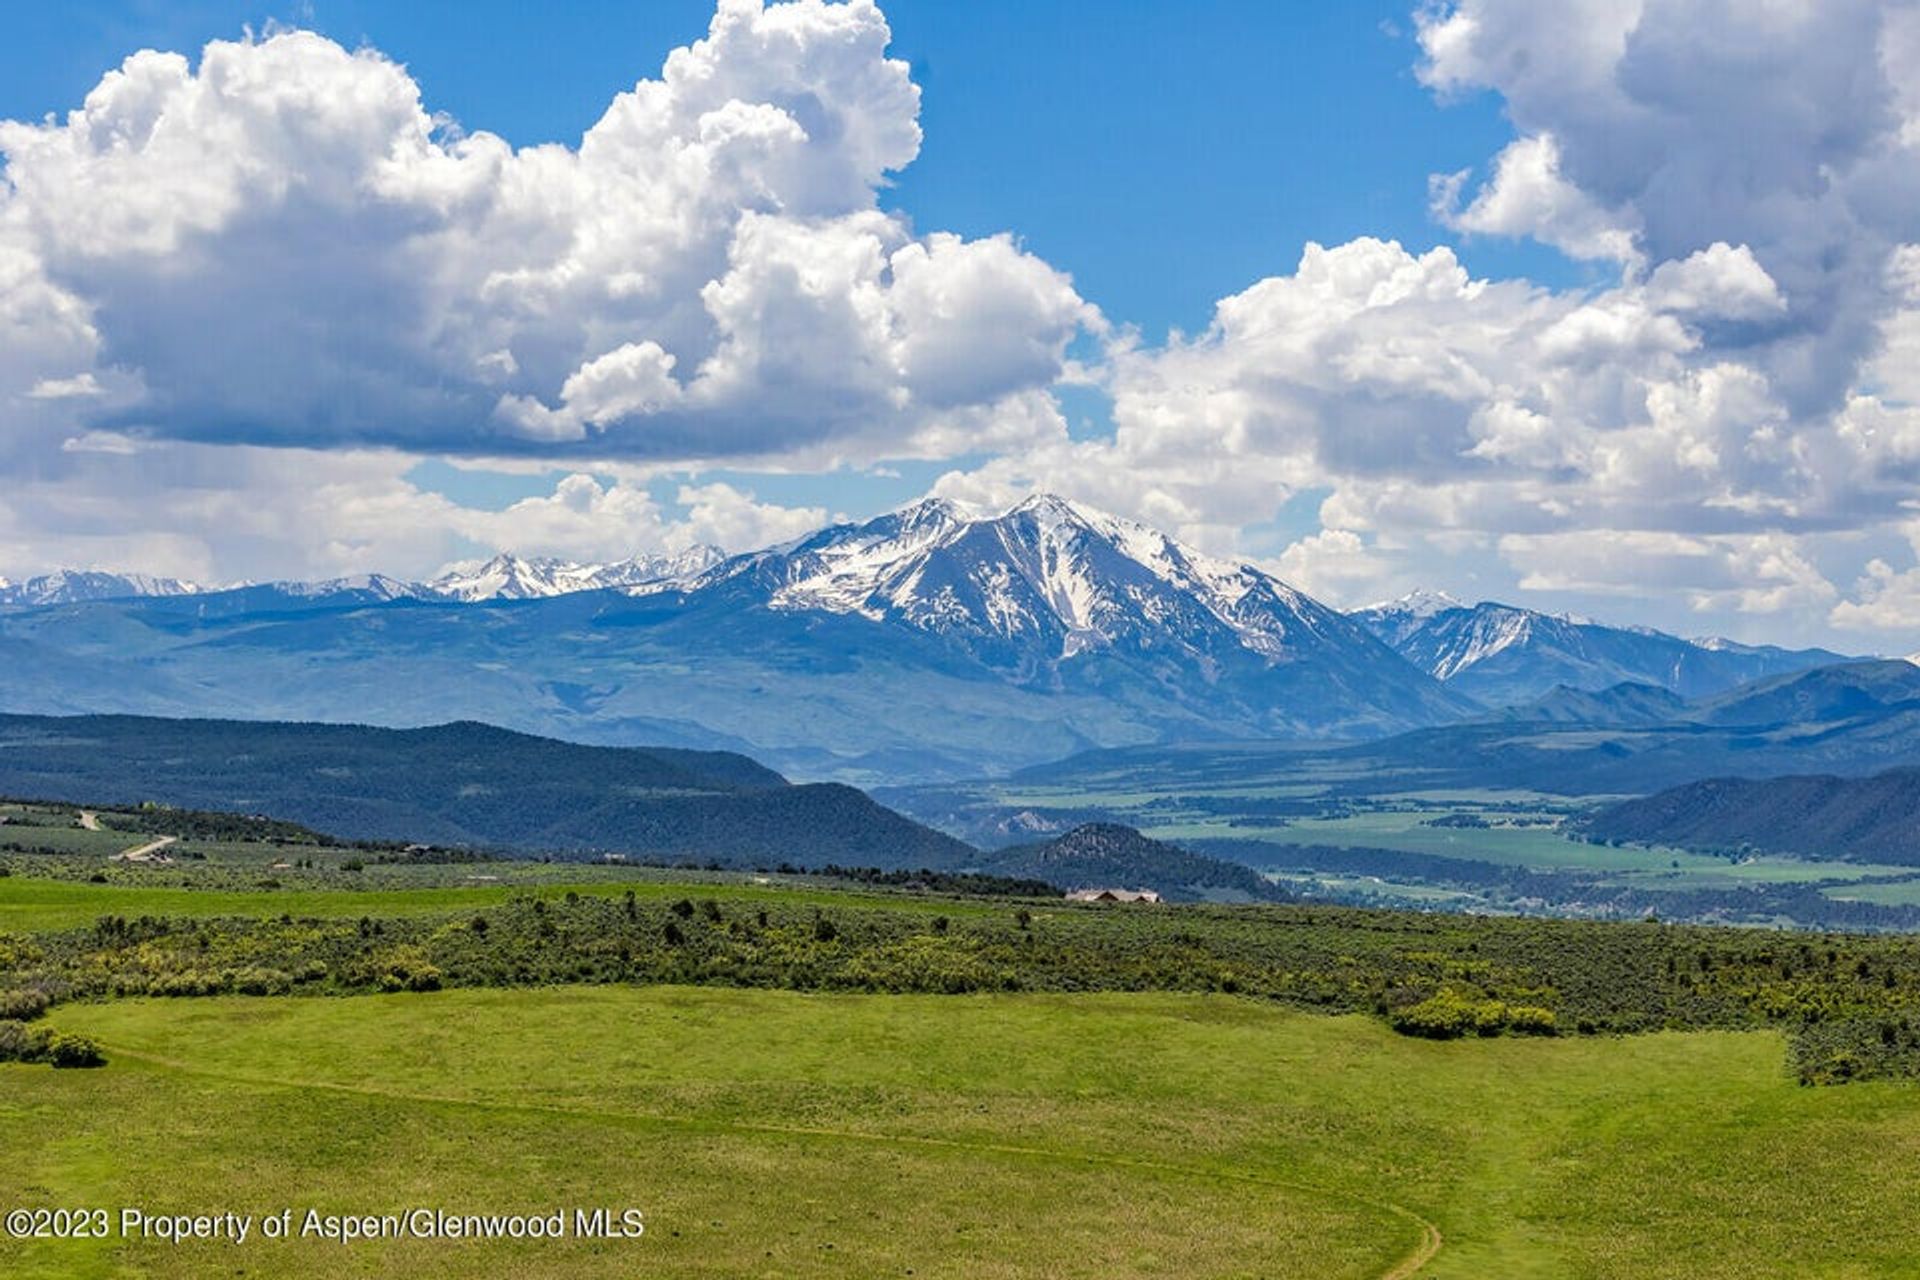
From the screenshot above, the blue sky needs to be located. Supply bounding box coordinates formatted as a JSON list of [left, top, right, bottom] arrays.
[[1, 1, 1915, 647]]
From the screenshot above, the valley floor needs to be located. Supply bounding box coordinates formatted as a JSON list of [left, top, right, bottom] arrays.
[[6, 988, 1920, 1278]]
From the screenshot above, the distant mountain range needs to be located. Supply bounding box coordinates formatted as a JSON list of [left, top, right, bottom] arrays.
[[1351, 593, 1849, 705], [0, 496, 1892, 784], [979, 660, 1920, 806], [0, 496, 1474, 780], [0, 548, 725, 608], [427, 548, 724, 601]]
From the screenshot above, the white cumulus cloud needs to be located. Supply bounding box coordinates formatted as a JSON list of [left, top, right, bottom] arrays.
[[0, 2, 1090, 464]]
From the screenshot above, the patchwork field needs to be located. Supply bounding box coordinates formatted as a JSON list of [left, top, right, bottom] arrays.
[[9, 988, 1920, 1278], [889, 778, 1920, 925]]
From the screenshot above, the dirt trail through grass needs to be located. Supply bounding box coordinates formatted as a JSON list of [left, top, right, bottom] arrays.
[[113, 835, 177, 861]]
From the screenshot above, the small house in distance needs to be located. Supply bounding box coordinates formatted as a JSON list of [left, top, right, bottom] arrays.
[[1066, 887, 1162, 904]]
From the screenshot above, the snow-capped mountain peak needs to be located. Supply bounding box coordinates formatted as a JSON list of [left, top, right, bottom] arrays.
[[753, 492, 1343, 666], [0, 496, 1473, 748], [1347, 589, 1471, 650], [428, 554, 573, 602], [1359, 588, 1466, 620], [427, 547, 724, 601]]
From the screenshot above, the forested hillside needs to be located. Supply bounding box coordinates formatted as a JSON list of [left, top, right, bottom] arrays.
[[1583, 768, 1920, 864]]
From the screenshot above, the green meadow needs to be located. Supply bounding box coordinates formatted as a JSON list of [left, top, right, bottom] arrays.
[[0, 866, 987, 934], [6, 988, 1920, 1278]]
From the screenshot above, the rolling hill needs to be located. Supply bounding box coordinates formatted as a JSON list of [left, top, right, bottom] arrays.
[[978, 823, 1286, 902], [0, 713, 974, 868], [1582, 767, 1920, 864], [1498, 681, 1691, 726]]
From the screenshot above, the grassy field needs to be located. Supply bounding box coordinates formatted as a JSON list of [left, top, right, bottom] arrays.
[[1159, 811, 1680, 870], [6, 987, 1920, 1278], [1824, 880, 1920, 907], [0, 864, 1002, 933]]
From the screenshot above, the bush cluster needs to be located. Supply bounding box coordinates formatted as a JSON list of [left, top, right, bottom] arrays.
[[0, 1020, 103, 1068], [12, 893, 1920, 1082], [1388, 989, 1556, 1039]]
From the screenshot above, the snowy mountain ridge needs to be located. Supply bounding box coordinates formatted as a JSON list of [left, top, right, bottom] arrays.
[[0, 550, 727, 607], [0, 569, 206, 607], [428, 547, 724, 601]]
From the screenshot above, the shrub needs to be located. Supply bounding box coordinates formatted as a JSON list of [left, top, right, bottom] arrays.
[[234, 968, 292, 996], [0, 988, 50, 1021], [46, 1032, 105, 1069], [0, 1019, 51, 1062], [1391, 991, 1493, 1040], [1392, 991, 1560, 1040], [377, 962, 443, 993], [1505, 1005, 1558, 1036]]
